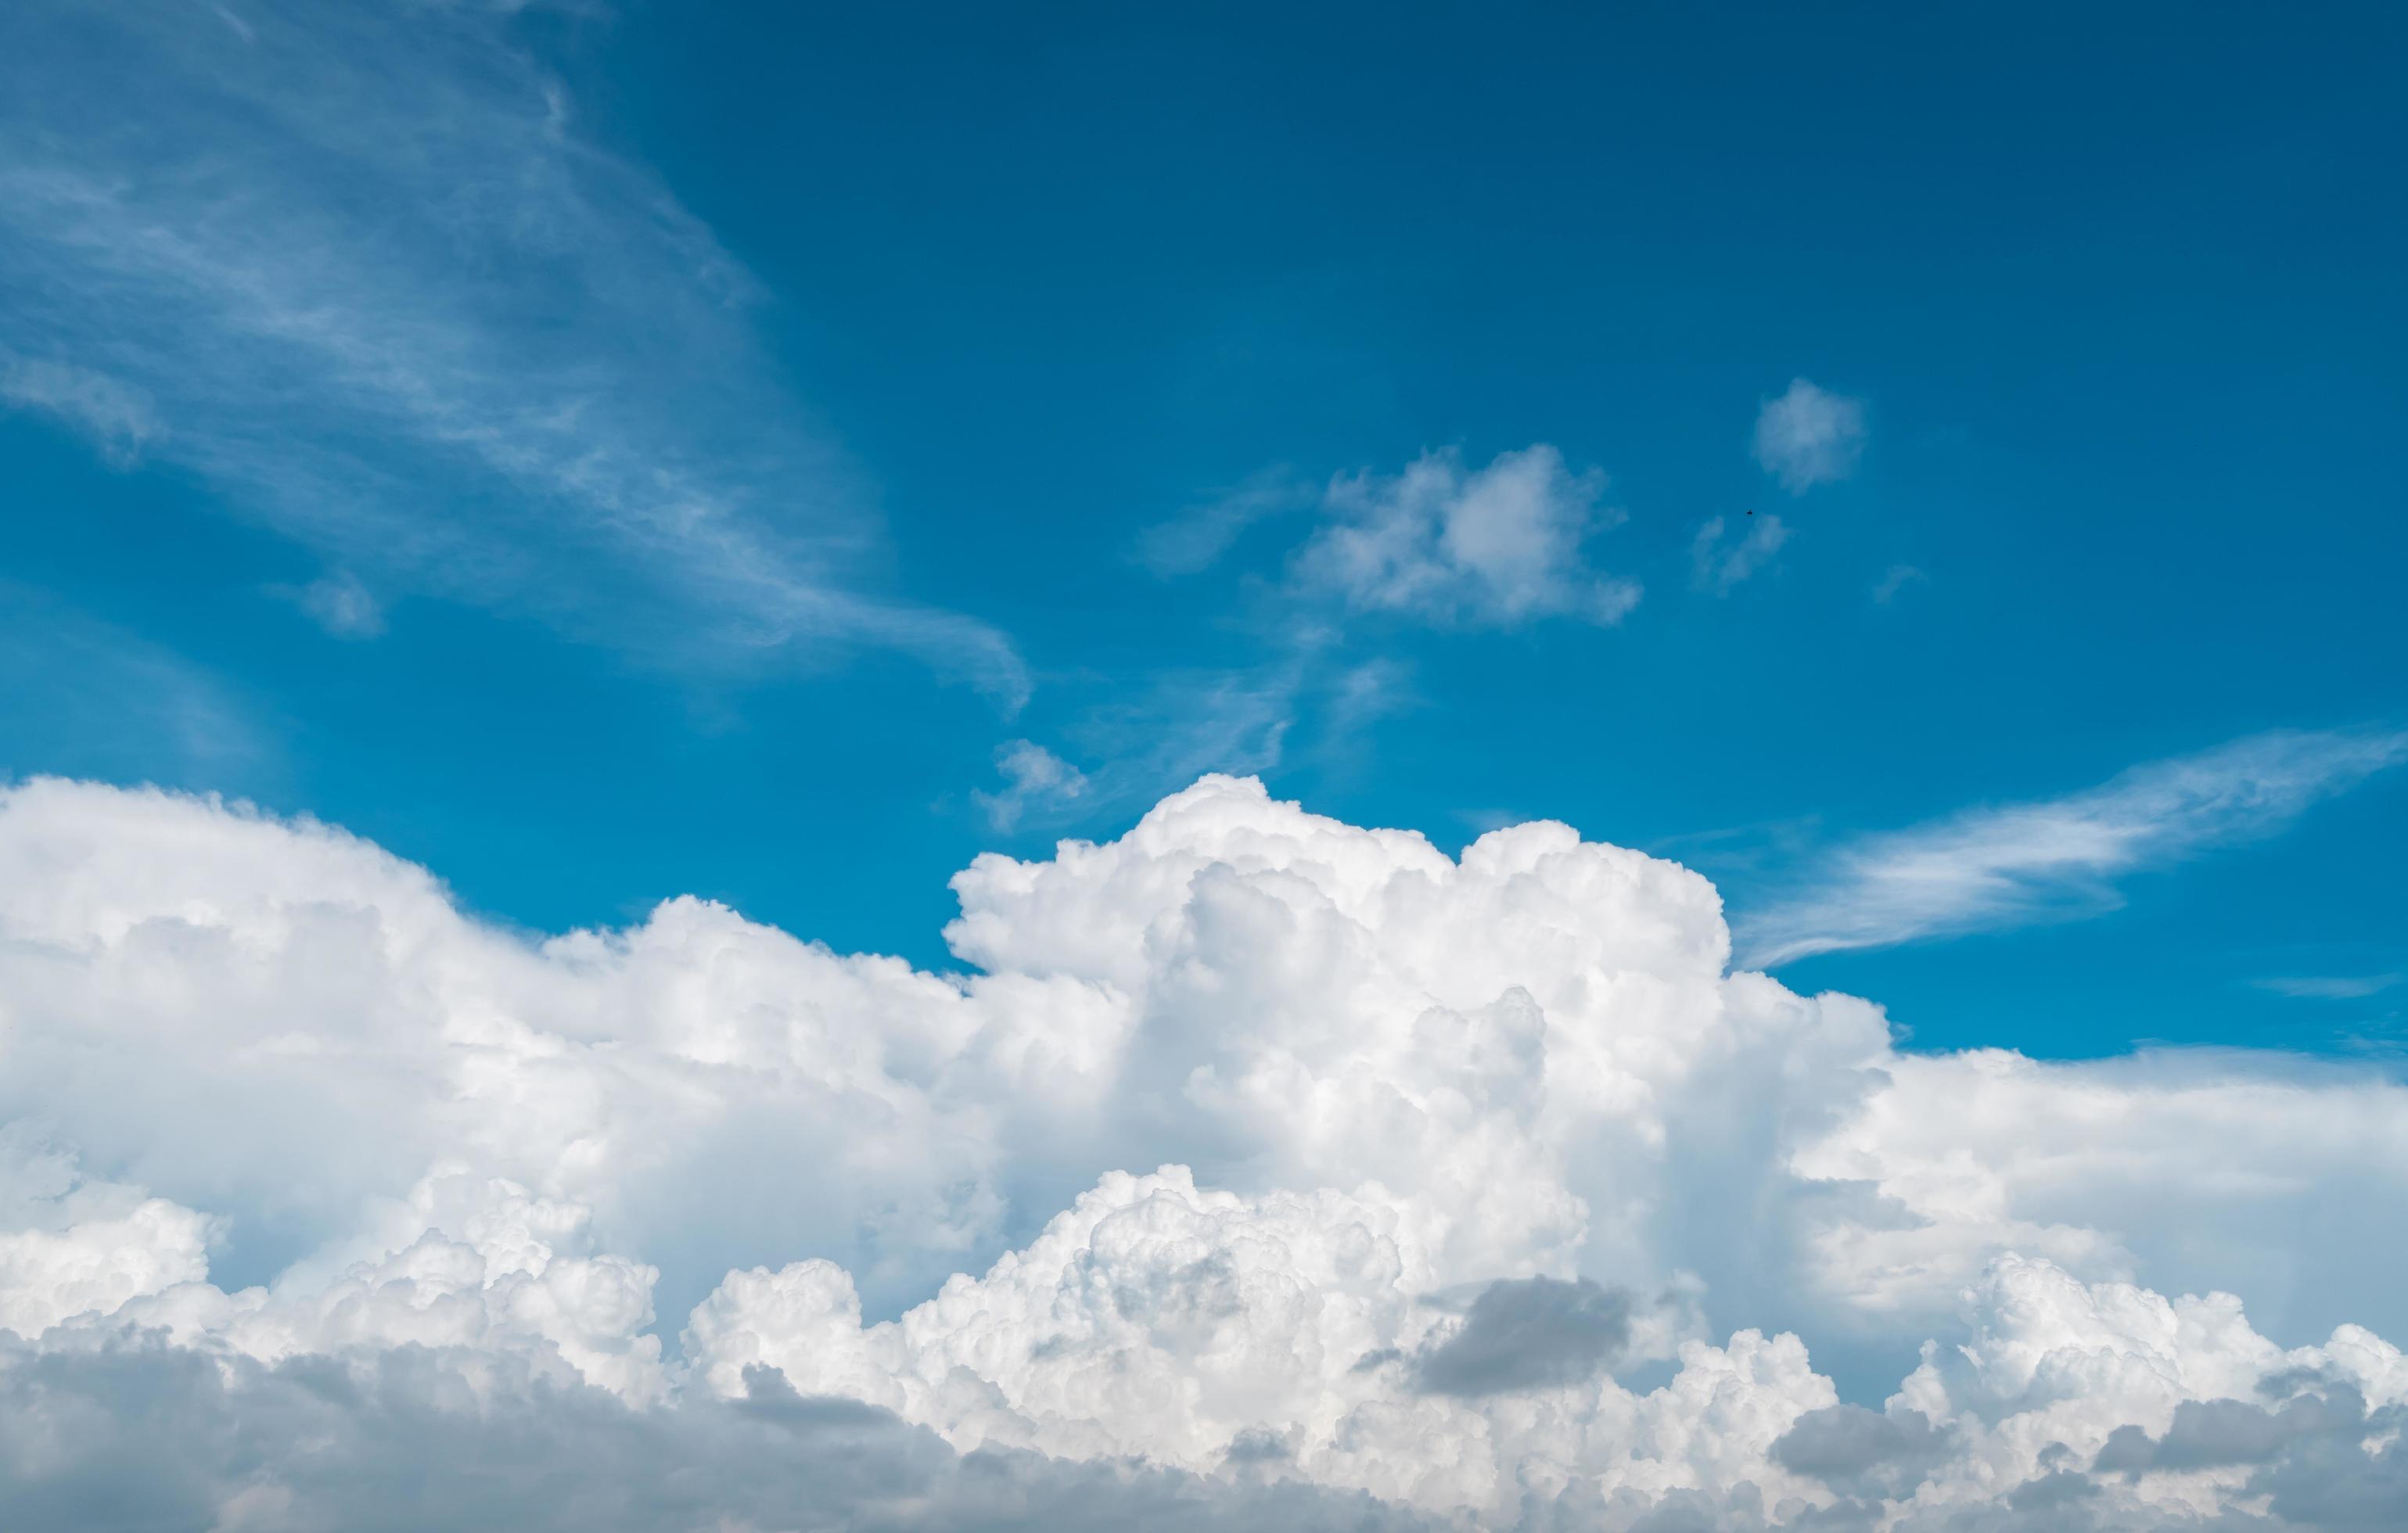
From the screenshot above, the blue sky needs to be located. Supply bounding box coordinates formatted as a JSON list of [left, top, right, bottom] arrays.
[[4, 0, 2404, 1061]]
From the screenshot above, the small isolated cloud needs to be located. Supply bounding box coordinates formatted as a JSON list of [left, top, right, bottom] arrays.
[[1689, 512, 1792, 594], [972, 739, 1089, 831], [1872, 564, 1925, 604], [275, 572, 386, 639], [0, 352, 157, 466], [1752, 379, 1866, 493], [1738, 727, 2408, 967], [1414, 1276, 1631, 1397], [1295, 445, 1640, 628], [2254, 974, 2403, 1001], [1135, 470, 1316, 577]]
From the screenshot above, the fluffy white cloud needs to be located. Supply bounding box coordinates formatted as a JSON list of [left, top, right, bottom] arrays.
[[1295, 445, 1641, 627], [1753, 379, 1867, 493], [0, 1151, 211, 1341], [1, 773, 2404, 1528]]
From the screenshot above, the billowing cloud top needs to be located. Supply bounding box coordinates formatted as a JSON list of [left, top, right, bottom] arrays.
[[2, 775, 2405, 1530]]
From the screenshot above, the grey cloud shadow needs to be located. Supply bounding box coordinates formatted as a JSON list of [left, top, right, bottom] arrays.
[[1412, 1275, 1632, 1398]]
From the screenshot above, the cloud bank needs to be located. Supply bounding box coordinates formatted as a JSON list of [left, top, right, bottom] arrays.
[[2, 774, 2406, 1528]]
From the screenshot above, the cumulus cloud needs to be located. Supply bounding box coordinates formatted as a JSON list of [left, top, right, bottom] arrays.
[[1753, 380, 1867, 493], [2, 773, 2406, 1528], [1739, 727, 2408, 967], [1294, 445, 1641, 627], [1414, 1276, 1633, 1397], [1771, 1404, 1954, 1498], [0, 1341, 1435, 1533]]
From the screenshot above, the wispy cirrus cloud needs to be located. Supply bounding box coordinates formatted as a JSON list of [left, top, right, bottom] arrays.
[[2253, 974, 2402, 1001], [976, 663, 1297, 834], [1872, 564, 1926, 604], [1133, 469, 1317, 578], [1738, 728, 2408, 968], [0, 2, 1023, 703], [0, 350, 157, 466], [0, 582, 272, 788]]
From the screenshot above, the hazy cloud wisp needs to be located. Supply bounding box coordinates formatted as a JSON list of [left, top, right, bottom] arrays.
[[1738, 727, 2408, 967], [1752, 379, 1867, 493], [0, 2, 1025, 702]]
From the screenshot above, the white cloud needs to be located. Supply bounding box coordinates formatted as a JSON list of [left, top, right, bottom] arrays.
[[0, 2, 1023, 704], [271, 570, 385, 639], [0, 350, 157, 465], [972, 739, 1091, 831], [1738, 727, 2408, 967], [1752, 379, 1867, 493], [1295, 446, 1641, 627], [1690, 512, 1792, 593], [1872, 563, 1926, 603], [2, 772, 2407, 1526], [0, 1159, 211, 1341]]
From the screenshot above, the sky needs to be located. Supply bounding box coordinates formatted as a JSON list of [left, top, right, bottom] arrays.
[[3, 3, 2407, 1530]]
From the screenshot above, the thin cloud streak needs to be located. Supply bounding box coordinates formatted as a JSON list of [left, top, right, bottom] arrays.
[[1737, 728, 2408, 968], [1133, 469, 1316, 578], [0, 2, 1025, 705], [2254, 974, 2403, 1001], [1872, 564, 1926, 604]]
